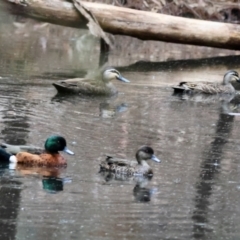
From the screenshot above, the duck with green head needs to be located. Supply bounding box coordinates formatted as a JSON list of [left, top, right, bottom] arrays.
[[52, 68, 130, 96], [0, 135, 74, 167], [172, 70, 240, 94], [100, 146, 161, 176]]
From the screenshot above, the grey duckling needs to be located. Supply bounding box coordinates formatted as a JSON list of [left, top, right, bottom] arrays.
[[172, 70, 240, 94], [52, 68, 130, 96], [100, 146, 161, 176]]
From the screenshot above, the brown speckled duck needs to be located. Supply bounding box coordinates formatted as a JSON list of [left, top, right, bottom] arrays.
[[52, 68, 130, 96], [172, 70, 240, 94], [100, 146, 161, 176]]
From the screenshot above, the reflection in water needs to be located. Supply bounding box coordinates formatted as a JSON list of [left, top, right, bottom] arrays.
[[0, 87, 32, 145], [99, 102, 128, 118], [224, 93, 240, 115], [52, 93, 128, 118], [5, 163, 68, 193], [99, 38, 109, 66], [42, 177, 64, 193], [99, 171, 156, 202], [173, 92, 240, 118], [133, 178, 157, 203], [173, 92, 236, 104], [0, 166, 22, 240], [0, 86, 30, 240], [192, 110, 235, 239]]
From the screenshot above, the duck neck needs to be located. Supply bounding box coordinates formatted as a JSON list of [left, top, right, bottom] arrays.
[[136, 155, 149, 167], [45, 150, 58, 155], [106, 82, 117, 95], [223, 76, 230, 85], [140, 160, 150, 168]]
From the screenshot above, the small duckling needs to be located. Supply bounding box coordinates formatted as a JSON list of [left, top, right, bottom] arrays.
[[100, 146, 161, 176], [172, 70, 240, 94], [0, 135, 74, 167], [52, 68, 130, 96]]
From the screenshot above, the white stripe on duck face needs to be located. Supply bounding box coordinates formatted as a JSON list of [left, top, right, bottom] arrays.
[[105, 69, 120, 76]]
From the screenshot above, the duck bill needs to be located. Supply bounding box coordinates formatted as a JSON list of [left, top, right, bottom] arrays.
[[151, 155, 161, 163], [117, 75, 130, 83], [63, 146, 74, 155]]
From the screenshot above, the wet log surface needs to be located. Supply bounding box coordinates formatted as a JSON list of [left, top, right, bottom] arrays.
[[4, 0, 240, 50]]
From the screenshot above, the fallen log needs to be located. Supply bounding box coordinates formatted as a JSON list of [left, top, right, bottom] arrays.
[[4, 0, 240, 50]]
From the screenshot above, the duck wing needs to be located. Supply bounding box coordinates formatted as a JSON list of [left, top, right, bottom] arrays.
[[53, 78, 110, 95], [173, 81, 234, 94], [105, 155, 135, 166], [99, 155, 135, 172], [172, 82, 199, 93], [193, 83, 234, 94], [1, 143, 44, 155]]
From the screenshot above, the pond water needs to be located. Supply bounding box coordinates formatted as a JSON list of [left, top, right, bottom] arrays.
[[1, 5, 240, 240]]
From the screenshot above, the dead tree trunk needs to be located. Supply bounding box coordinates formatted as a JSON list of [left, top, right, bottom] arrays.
[[4, 0, 240, 50]]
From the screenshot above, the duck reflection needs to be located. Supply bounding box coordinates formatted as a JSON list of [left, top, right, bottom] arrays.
[[221, 93, 240, 115], [173, 90, 240, 115], [133, 178, 157, 203], [42, 177, 65, 193], [192, 105, 235, 239], [173, 91, 236, 103], [99, 102, 128, 118], [100, 171, 156, 203], [11, 164, 68, 193], [52, 93, 128, 118]]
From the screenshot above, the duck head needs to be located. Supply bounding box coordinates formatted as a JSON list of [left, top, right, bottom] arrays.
[[44, 135, 74, 155], [223, 70, 240, 85], [136, 146, 160, 164], [102, 69, 130, 83]]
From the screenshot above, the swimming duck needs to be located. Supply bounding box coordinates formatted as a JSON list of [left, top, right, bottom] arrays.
[[0, 135, 74, 167], [99, 146, 161, 176], [52, 68, 130, 96], [172, 70, 240, 94]]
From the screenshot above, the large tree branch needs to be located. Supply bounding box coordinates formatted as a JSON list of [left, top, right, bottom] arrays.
[[4, 0, 240, 50]]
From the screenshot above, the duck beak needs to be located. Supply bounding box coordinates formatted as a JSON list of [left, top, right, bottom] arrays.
[[116, 75, 130, 83], [151, 155, 161, 163], [63, 147, 74, 155]]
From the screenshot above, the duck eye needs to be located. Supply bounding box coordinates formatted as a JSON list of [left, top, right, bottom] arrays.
[[232, 72, 238, 77]]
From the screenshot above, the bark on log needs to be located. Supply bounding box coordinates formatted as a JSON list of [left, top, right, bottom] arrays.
[[4, 0, 240, 50]]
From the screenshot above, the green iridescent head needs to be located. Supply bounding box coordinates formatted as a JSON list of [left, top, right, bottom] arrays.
[[44, 135, 74, 155]]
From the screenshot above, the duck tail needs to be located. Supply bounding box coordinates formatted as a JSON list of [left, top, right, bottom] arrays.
[[0, 148, 16, 162], [99, 162, 110, 171]]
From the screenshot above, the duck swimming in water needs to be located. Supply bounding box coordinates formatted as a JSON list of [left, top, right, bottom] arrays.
[[52, 68, 130, 96], [172, 70, 240, 94], [0, 135, 74, 167], [99, 146, 161, 176]]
